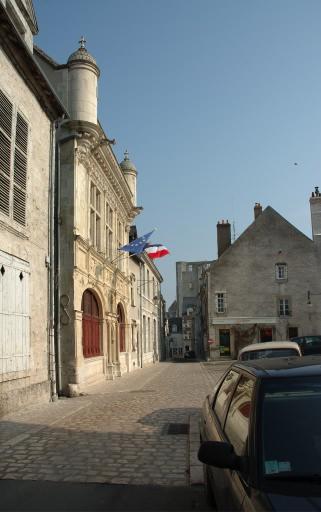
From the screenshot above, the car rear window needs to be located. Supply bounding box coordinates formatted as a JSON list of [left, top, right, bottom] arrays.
[[240, 348, 299, 360]]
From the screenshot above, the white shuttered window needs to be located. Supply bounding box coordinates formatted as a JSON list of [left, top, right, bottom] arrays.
[[0, 89, 28, 226], [0, 250, 30, 378]]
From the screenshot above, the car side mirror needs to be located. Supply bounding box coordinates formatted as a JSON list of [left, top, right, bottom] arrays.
[[198, 441, 243, 471]]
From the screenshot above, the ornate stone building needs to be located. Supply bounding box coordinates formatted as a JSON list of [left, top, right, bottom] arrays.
[[35, 40, 144, 395], [0, 1, 65, 414]]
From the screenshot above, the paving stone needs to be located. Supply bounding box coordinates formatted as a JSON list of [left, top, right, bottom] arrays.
[[0, 361, 229, 487]]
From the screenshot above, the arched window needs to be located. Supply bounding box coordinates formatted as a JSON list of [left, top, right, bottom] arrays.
[[82, 290, 101, 358], [117, 303, 126, 352]]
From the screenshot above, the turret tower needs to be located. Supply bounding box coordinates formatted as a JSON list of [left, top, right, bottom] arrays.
[[120, 150, 137, 206], [67, 36, 100, 124]]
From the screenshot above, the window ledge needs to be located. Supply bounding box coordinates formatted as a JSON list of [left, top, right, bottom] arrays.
[[0, 216, 29, 240]]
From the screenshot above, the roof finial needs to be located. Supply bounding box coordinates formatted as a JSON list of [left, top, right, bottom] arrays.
[[79, 36, 86, 49], [124, 149, 129, 160]]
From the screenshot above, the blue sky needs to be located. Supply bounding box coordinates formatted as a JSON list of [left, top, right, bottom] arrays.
[[34, 0, 321, 306]]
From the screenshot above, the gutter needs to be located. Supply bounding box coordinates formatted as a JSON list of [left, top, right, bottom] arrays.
[[48, 121, 57, 400]]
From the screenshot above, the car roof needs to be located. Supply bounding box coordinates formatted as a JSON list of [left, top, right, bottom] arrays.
[[239, 341, 300, 354], [292, 335, 321, 340], [231, 355, 321, 378]]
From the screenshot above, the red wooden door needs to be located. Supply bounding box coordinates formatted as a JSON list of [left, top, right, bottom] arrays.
[[117, 304, 125, 352], [82, 290, 101, 357]]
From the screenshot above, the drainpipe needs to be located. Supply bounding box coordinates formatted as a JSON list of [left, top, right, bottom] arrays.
[[49, 121, 57, 401], [139, 260, 143, 368], [54, 135, 62, 395]]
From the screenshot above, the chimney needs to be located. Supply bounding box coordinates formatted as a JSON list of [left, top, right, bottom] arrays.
[[217, 220, 231, 257], [310, 186, 321, 245], [254, 202, 263, 219]]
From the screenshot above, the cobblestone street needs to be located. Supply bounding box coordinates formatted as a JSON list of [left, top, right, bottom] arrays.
[[0, 361, 230, 488]]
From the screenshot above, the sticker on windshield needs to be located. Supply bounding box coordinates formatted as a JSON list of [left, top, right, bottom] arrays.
[[265, 460, 279, 474], [265, 460, 292, 474], [278, 461, 291, 472]]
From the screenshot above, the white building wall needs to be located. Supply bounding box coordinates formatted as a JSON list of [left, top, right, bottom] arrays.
[[0, 49, 52, 414]]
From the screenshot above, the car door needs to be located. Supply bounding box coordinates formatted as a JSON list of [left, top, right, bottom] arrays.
[[219, 374, 255, 511]]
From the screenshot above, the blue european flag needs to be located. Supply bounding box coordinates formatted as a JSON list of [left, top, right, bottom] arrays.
[[118, 230, 154, 254]]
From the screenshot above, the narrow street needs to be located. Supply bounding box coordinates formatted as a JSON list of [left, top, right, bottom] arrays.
[[0, 361, 230, 511]]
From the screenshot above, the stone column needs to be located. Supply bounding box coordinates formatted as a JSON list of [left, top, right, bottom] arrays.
[[67, 309, 84, 396], [106, 320, 115, 380]]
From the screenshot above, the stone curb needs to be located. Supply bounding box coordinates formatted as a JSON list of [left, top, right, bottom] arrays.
[[189, 414, 203, 486]]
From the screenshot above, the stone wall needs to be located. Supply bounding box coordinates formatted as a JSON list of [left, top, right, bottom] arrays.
[[0, 49, 52, 415]]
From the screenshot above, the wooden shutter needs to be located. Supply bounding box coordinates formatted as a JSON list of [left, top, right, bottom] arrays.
[[0, 90, 12, 217], [13, 113, 28, 225], [0, 250, 30, 376]]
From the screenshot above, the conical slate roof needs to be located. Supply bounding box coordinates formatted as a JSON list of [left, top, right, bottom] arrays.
[[120, 150, 137, 172], [68, 37, 99, 70]]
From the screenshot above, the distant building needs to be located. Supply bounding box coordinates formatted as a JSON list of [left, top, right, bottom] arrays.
[[167, 300, 177, 319], [176, 261, 210, 356], [204, 193, 321, 359], [129, 227, 163, 370], [166, 317, 184, 358]]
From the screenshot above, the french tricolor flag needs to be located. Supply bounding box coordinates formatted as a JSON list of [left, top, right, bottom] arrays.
[[144, 244, 170, 259]]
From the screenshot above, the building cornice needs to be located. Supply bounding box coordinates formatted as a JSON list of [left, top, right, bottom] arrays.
[[212, 316, 278, 325], [62, 120, 138, 222]]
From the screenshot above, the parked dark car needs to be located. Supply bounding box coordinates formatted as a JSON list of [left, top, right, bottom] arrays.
[[198, 356, 321, 511], [290, 335, 321, 356], [184, 350, 196, 359]]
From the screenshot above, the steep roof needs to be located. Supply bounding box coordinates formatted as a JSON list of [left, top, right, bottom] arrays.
[[212, 206, 313, 268], [0, 3, 66, 120]]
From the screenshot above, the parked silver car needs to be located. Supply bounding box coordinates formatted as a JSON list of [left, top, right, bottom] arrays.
[[238, 340, 302, 360]]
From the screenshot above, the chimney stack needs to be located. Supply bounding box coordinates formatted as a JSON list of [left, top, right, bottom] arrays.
[[217, 220, 231, 257], [254, 202, 263, 219], [310, 186, 321, 246]]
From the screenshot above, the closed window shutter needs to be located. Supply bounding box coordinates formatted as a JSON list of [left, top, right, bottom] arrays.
[[0, 90, 12, 217], [13, 113, 28, 225]]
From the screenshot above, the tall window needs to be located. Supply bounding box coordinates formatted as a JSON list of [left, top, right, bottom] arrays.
[[147, 269, 150, 298], [117, 220, 124, 271], [0, 89, 28, 226], [130, 274, 136, 306], [105, 202, 113, 259], [276, 263, 287, 280], [90, 182, 101, 250], [143, 315, 147, 352], [279, 298, 290, 316], [215, 292, 226, 313]]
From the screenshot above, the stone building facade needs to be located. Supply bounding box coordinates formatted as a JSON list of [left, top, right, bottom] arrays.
[[205, 196, 321, 359], [129, 238, 163, 369], [0, 1, 65, 414], [34, 40, 146, 395]]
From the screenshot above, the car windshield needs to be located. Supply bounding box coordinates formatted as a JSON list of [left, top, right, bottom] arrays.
[[297, 337, 321, 356], [240, 348, 299, 360], [261, 376, 321, 480]]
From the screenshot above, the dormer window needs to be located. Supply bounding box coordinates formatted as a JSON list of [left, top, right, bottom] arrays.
[[276, 263, 287, 281]]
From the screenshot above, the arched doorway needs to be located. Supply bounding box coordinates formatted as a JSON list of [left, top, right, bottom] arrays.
[[82, 289, 101, 357], [117, 303, 126, 352]]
